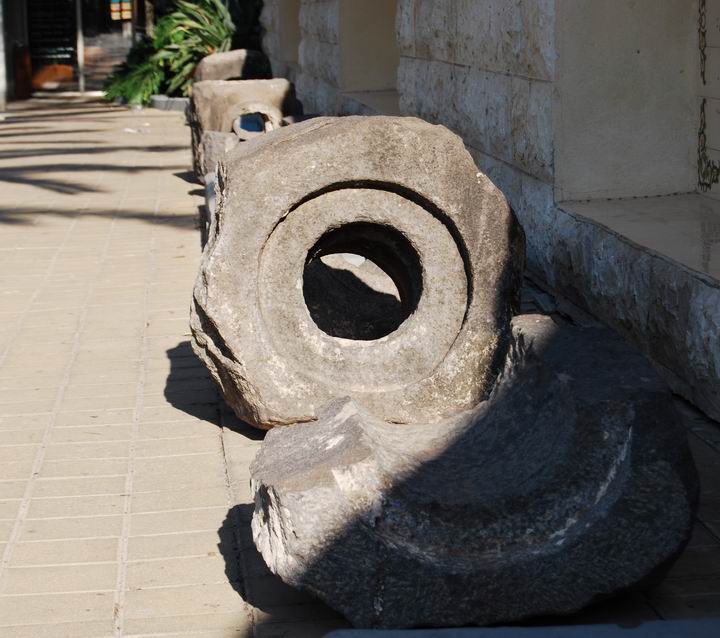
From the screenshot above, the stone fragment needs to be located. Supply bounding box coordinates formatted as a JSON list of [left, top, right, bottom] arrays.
[[197, 131, 239, 181], [250, 314, 698, 628], [192, 49, 272, 82], [188, 79, 303, 179], [190, 116, 525, 428]]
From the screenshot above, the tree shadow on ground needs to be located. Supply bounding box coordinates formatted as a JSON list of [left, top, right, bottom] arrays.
[[0, 144, 188, 161], [0, 205, 200, 229], [0, 128, 107, 139], [162, 341, 222, 424], [174, 170, 201, 185], [2, 107, 132, 122], [0, 161, 192, 199]]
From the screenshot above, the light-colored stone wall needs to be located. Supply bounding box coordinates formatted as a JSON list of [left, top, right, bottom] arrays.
[[261, 0, 303, 82], [295, 0, 341, 113], [554, 0, 698, 201], [266, 0, 399, 114], [263, 0, 720, 421], [397, 0, 555, 189]]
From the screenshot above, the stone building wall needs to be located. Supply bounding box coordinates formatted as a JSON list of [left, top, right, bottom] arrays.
[[295, 0, 340, 113], [262, 0, 720, 422], [394, 0, 555, 283], [397, 1, 554, 187], [260, 0, 303, 83]]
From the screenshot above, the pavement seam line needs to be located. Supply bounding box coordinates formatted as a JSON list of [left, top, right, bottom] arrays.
[[0, 216, 119, 596], [113, 174, 160, 638]]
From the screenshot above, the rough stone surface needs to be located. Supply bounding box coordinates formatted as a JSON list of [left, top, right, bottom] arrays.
[[198, 130, 239, 179], [547, 208, 720, 424], [192, 49, 272, 82], [191, 116, 524, 428], [188, 78, 303, 179], [250, 314, 698, 628]]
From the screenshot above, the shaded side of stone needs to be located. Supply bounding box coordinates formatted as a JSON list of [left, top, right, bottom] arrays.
[[250, 315, 698, 628]]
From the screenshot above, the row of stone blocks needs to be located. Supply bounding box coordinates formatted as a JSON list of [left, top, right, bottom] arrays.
[[188, 49, 308, 182], [187, 59, 699, 628]]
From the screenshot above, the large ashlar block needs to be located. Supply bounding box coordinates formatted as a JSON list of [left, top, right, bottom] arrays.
[[298, 39, 340, 87], [299, 0, 340, 44], [398, 59, 553, 182]]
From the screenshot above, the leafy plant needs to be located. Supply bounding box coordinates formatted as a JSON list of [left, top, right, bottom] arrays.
[[104, 0, 235, 105], [104, 36, 164, 105]]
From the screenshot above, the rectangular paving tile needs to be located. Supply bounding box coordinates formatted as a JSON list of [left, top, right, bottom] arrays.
[[130, 507, 229, 537], [126, 554, 233, 590], [123, 582, 245, 618], [11, 537, 119, 566], [128, 529, 228, 561], [131, 486, 228, 514], [0, 620, 114, 638], [0, 591, 116, 626], [39, 457, 129, 478], [27, 494, 126, 519], [3, 563, 117, 594], [44, 441, 131, 461], [19, 515, 123, 541]]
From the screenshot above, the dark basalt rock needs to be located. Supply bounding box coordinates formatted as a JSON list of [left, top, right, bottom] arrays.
[[250, 314, 698, 628]]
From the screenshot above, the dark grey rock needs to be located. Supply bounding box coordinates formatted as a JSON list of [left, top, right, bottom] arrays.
[[192, 49, 272, 82], [250, 314, 698, 628], [190, 116, 525, 428]]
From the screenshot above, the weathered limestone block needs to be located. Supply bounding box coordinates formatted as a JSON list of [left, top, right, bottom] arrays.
[[191, 116, 524, 428], [196, 131, 239, 182], [251, 314, 698, 628], [192, 49, 271, 82], [188, 79, 303, 179]]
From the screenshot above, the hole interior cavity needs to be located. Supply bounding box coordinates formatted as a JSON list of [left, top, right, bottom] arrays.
[[302, 222, 423, 341]]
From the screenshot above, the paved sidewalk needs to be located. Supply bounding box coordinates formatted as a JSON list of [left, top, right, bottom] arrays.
[[0, 97, 345, 638], [0, 98, 719, 638]]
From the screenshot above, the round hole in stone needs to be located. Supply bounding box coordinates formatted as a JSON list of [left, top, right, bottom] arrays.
[[302, 222, 423, 341], [232, 112, 276, 137]]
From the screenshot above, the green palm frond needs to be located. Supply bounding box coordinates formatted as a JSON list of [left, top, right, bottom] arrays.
[[104, 0, 236, 105]]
